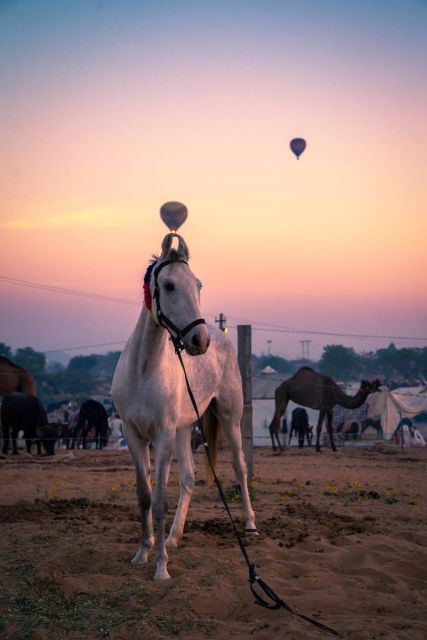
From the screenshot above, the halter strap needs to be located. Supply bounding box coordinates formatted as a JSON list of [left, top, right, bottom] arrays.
[[152, 259, 206, 353]]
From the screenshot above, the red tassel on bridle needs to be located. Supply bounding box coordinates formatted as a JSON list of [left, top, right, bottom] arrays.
[[143, 283, 152, 310], [143, 259, 157, 311]]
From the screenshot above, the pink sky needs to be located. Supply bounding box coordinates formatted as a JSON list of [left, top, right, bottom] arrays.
[[1, 1, 426, 360]]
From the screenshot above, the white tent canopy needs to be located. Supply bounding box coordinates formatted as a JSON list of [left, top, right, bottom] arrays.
[[367, 387, 427, 440]]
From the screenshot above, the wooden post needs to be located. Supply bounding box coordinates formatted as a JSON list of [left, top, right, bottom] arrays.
[[237, 324, 253, 483]]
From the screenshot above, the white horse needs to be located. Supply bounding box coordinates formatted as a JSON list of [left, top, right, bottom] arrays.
[[111, 232, 256, 580]]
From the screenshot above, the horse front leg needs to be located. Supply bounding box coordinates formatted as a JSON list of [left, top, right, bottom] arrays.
[[12, 427, 19, 455], [152, 432, 174, 580], [316, 410, 326, 452], [2, 423, 10, 454], [127, 431, 154, 568], [224, 421, 257, 533], [82, 422, 89, 450], [298, 425, 304, 449], [166, 424, 194, 548]]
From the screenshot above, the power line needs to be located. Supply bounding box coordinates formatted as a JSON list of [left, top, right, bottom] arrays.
[[45, 341, 126, 354], [0, 275, 139, 306], [227, 325, 427, 342], [2, 274, 426, 344]]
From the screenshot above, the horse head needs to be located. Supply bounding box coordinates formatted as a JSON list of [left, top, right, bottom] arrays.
[[148, 233, 210, 356]]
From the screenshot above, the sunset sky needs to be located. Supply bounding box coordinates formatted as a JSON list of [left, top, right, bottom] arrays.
[[1, 0, 426, 361]]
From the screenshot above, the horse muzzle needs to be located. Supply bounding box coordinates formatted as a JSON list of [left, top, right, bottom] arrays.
[[184, 324, 211, 356]]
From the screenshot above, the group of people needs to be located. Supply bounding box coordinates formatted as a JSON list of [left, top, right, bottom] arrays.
[[395, 419, 425, 447]]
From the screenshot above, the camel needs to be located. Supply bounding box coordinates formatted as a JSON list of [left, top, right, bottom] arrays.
[[269, 367, 381, 452], [0, 356, 36, 396]]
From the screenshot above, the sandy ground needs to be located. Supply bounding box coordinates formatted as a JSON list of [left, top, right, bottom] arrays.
[[0, 444, 426, 640]]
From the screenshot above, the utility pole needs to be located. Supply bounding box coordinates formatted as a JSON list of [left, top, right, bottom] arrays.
[[300, 339, 311, 360], [237, 325, 253, 483], [267, 339, 272, 356], [215, 313, 227, 332]]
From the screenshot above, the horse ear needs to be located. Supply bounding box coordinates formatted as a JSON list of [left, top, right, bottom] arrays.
[[160, 233, 174, 258], [176, 234, 190, 261], [160, 232, 190, 260]]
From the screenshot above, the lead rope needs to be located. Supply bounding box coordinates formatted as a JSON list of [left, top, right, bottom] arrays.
[[173, 341, 339, 637]]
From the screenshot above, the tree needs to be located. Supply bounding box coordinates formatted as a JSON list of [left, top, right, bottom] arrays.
[[0, 342, 13, 358], [254, 354, 293, 375], [64, 354, 102, 394], [14, 347, 46, 376], [374, 344, 426, 381], [319, 345, 361, 381]]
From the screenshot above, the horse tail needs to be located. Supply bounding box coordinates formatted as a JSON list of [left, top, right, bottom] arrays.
[[201, 404, 219, 485]]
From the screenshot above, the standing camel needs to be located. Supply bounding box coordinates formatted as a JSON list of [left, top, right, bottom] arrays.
[[269, 367, 380, 452], [0, 356, 36, 396]]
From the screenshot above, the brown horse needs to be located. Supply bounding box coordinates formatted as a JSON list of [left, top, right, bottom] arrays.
[[0, 356, 36, 396]]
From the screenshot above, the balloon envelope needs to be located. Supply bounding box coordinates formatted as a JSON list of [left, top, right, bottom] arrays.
[[160, 201, 188, 231], [290, 138, 306, 159]]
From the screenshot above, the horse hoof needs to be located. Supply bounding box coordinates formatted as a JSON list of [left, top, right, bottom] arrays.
[[154, 569, 171, 580], [131, 547, 150, 566], [166, 536, 179, 548]]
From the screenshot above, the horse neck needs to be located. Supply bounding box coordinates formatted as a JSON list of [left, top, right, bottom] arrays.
[[128, 308, 171, 374]]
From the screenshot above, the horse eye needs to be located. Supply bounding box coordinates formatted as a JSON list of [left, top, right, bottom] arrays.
[[165, 282, 175, 292]]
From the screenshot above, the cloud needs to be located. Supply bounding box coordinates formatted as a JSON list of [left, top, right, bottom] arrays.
[[0, 210, 122, 230]]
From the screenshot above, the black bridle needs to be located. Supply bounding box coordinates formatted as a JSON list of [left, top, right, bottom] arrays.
[[152, 258, 206, 353]]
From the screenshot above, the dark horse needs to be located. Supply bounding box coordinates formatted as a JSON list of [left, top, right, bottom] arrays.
[[70, 400, 109, 449], [1, 393, 57, 455], [359, 417, 383, 439], [289, 407, 312, 448]]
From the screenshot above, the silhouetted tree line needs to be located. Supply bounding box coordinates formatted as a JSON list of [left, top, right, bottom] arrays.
[[253, 343, 427, 385], [1, 341, 426, 402], [0, 342, 121, 402]]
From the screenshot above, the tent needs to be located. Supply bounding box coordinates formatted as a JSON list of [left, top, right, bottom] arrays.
[[367, 386, 427, 440]]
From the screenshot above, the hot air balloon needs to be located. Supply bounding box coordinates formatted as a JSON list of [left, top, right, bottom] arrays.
[[160, 201, 188, 232], [290, 138, 306, 160]]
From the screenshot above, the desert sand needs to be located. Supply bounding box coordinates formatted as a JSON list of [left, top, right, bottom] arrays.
[[0, 444, 426, 639]]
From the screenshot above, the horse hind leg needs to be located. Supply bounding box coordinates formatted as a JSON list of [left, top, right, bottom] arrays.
[[151, 430, 175, 580], [166, 424, 195, 548], [127, 431, 154, 568], [219, 408, 256, 532]]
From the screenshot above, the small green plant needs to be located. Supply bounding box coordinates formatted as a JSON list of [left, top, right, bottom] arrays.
[[323, 480, 400, 504], [279, 480, 305, 502], [35, 481, 69, 502], [105, 485, 119, 502]]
